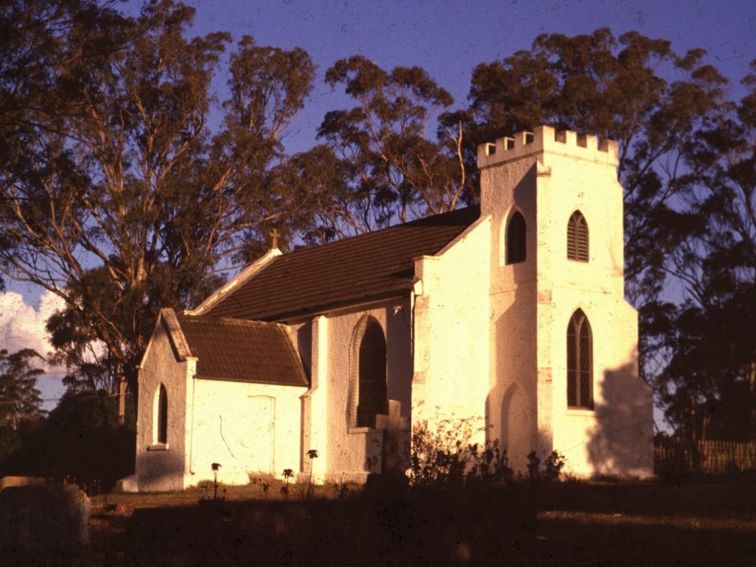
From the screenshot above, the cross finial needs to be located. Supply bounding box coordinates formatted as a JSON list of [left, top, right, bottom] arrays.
[[269, 228, 281, 250]]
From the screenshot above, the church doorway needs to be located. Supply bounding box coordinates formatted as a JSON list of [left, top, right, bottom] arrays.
[[501, 384, 531, 473], [219, 395, 275, 474]]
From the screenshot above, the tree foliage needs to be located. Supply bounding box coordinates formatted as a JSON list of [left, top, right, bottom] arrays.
[[0, 348, 45, 430], [0, 389, 134, 487], [0, 0, 316, 395], [285, 56, 470, 242], [653, 65, 755, 440]]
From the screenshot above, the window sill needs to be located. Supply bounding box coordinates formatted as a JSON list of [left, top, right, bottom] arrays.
[[566, 407, 595, 417], [348, 426, 384, 435], [147, 443, 169, 451]]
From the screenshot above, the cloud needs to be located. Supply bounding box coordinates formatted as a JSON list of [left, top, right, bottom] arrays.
[[0, 290, 68, 408], [0, 290, 65, 366]]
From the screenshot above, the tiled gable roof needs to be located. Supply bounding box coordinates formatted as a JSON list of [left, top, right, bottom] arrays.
[[175, 315, 308, 387], [207, 206, 480, 320]]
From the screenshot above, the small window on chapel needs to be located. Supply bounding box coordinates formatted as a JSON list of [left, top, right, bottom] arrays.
[[567, 211, 589, 262], [156, 384, 168, 444], [506, 211, 526, 264]]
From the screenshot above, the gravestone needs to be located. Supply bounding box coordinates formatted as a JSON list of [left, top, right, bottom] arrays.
[[0, 475, 45, 490], [375, 399, 408, 477], [0, 483, 90, 551], [365, 399, 409, 497]]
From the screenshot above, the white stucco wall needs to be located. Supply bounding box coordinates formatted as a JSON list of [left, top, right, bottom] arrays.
[[412, 217, 492, 449], [135, 320, 193, 492], [300, 299, 413, 483], [544, 291, 652, 477], [187, 379, 307, 485], [481, 151, 539, 472]]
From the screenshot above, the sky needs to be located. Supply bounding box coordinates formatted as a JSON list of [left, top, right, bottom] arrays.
[[185, 0, 755, 154], [2, 0, 754, 415]]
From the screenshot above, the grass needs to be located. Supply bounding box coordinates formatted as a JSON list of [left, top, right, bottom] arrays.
[[532, 475, 755, 566], [10, 474, 756, 566], [94, 476, 357, 510]]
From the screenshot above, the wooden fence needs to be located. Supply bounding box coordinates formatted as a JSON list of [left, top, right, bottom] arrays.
[[654, 439, 756, 474]]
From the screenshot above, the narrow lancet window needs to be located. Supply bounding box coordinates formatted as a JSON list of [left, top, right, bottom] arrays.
[[157, 384, 168, 444], [567, 309, 593, 409], [506, 211, 527, 264], [357, 321, 388, 428]]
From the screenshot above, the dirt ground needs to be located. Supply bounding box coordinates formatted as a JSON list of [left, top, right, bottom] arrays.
[[10, 476, 756, 566]]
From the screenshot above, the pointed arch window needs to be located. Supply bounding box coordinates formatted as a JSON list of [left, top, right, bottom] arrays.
[[357, 321, 388, 428], [567, 211, 589, 261], [156, 384, 168, 444], [506, 211, 527, 264], [567, 309, 593, 409]]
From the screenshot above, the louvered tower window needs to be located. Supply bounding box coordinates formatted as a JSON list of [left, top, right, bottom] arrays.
[[567, 211, 589, 261], [505, 211, 526, 264], [357, 321, 388, 428], [567, 309, 593, 409]]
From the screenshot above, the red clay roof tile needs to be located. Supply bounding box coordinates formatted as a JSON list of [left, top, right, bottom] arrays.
[[176, 315, 308, 387], [206, 206, 480, 320]]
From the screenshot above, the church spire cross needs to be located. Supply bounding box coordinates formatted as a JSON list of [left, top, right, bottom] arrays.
[[269, 228, 281, 250]]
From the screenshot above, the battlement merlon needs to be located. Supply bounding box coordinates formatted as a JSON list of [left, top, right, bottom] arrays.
[[476, 125, 619, 170]]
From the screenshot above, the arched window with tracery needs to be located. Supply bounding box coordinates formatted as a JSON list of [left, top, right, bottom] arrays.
[[567, 309, 593, 409], [567, 211, 589, 261], [505, 211, 526, 264], [357, 321, 388, 428], [155, 384, 168, 444]]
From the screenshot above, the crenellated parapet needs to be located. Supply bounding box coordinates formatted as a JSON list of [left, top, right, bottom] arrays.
[[477, 125, 618, 169]]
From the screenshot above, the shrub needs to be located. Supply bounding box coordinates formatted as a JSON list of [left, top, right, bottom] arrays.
[[526, 451, 541, 480], [409, 417, 512, 487], [543, 450, 566, 481], [526, 450, 566, 481], [657, 448, 690, 486]]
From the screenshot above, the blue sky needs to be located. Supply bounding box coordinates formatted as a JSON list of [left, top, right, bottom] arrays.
[[182, 0, 755, 153], [110, 0, 756, 156], [2, 0, 754, 416]]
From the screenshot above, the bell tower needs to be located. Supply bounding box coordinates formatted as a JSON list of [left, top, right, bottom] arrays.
[[478, 126, 652, 477]]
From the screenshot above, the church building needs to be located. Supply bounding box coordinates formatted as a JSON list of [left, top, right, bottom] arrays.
[[129, 126, 653, 491]]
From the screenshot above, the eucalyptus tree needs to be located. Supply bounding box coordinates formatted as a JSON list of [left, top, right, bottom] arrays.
[[288, 56, 470, 241], [0, 349, 44, 431], [654, 67, 755, 440], [0, 0, 316, 413]]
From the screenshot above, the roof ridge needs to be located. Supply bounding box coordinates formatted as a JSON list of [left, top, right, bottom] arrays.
[[179, 314, 283, 329], [276, 205, 480, 259], [206, 204, 480, 320]]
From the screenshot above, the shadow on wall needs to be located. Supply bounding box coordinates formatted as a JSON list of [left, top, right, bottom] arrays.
[[586, 361, 654, 477], [494, 384, 533, 473], [296, 323, 312, 378], [484, 165, 540, 473]]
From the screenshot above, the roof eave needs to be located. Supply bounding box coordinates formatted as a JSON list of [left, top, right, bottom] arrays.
[[160, 308, 194, 362], [194, 374, 308, 388], [261, 286, 413, 323]]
